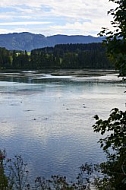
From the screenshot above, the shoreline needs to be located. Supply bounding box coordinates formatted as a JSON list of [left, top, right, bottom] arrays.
[[0, 69, 118, 77]]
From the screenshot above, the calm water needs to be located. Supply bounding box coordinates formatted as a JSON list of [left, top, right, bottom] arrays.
[[0, 70, 125, 181]]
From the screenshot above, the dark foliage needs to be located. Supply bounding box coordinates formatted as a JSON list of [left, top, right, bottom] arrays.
[[0, 43, 113, 70], [99, 0, 126, 76], [93, 108, 126, 190]]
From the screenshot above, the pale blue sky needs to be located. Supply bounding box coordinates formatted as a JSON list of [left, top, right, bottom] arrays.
[[0, 0, 115, 36]]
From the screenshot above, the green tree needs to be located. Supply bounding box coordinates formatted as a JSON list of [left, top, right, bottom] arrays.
[[0, 47, 11, 69], [93, 108, 126, 190], [91, 1, 126, 189], [99, 0, 126, 76]]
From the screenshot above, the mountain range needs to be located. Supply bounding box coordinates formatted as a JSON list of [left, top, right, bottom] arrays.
[[0, 32, 103, 51]]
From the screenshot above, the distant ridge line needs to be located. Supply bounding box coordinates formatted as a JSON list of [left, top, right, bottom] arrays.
[[0, 32, 103, 51]]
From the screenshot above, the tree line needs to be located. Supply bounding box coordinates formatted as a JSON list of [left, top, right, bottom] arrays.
[[0, 43, 113, 70]]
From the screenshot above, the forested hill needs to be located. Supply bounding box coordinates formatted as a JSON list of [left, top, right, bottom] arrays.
[[34, 43, 105, 53], [0, 32, 103, 51], [0, 43, 113, 70]]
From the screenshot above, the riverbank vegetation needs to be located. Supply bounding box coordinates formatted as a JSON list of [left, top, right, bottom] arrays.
[[0, 43, 113, 71]]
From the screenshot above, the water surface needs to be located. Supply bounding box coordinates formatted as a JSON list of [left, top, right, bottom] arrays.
[[0, 70, 125, 181]]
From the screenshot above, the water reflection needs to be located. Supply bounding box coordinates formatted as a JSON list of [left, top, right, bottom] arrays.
[[0, 70, 125, 181]]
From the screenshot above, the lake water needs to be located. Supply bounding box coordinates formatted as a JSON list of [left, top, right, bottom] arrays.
[[0, 70, 125, 182]]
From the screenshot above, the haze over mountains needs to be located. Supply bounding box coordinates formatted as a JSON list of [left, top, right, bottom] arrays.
[[0, 32, 103, 51]]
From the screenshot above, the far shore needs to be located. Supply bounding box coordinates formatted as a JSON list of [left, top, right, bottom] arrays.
[[0, 69, 119, 78], [50, 69, 118, 77]]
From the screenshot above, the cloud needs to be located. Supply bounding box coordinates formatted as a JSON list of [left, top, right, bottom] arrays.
[[0, 0, 115, 36], [0, 21, 51, 26]]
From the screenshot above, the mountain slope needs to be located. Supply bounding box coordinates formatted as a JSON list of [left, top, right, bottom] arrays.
[[0, 32, 103, 51]]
